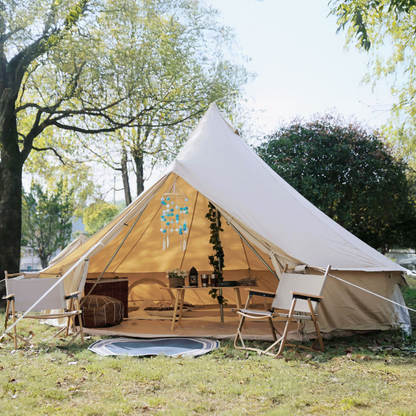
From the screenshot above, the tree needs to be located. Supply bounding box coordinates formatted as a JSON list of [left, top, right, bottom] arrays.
[[256, 114, 416, 253], [0, 0, 250, 283], [75, 0, 250, 204], [330, 0, 416, 50], [22, 181, 74, 269], [330, 1, 416, 162], [82, 201, 119, 235], [0, 0, 117, 281], [25, 146, 99, 216]]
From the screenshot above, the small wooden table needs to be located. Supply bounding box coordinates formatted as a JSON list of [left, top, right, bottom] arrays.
[[160, 286, 242, 331]]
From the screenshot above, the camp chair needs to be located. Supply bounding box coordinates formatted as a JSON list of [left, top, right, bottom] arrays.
[[234, 265, 331, 357], [3, 271, 84, 349]]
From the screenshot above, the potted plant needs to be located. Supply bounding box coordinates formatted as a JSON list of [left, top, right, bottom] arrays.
[[166, 268, 188, 288]]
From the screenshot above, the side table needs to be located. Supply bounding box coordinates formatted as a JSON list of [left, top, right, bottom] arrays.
[[160, 286, 242, 331]]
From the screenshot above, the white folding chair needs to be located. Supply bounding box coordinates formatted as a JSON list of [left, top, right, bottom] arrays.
[[234, 265, 330, 357], [3, 271, 84, 349]]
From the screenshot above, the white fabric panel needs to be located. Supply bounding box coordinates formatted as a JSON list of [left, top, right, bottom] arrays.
[[271, 273, 327, 313], [6, 277, 66, 311]]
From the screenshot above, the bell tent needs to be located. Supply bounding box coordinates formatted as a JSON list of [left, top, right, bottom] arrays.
[[40, 103, 410, 336]]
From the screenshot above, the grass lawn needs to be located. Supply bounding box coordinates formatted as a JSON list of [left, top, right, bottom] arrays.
[[0, 283, 416, 415]]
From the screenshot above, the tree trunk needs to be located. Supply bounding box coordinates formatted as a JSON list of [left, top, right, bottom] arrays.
[[121, 147, 132, 206], [39, 254, 49, 270], [133, 146, 144, 197], [0, 111, 23, 303]]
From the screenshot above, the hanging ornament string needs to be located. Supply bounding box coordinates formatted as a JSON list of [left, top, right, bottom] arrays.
[[160, 177, 189, 251]]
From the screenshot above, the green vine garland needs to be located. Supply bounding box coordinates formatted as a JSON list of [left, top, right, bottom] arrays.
[[206, 202, 227, 305]]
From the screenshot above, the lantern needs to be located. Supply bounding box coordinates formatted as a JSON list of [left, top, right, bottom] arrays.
[[189, 267, 198, 287]]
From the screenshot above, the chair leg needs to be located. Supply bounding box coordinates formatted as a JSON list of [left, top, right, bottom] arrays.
[[66, 298, 75, 337], [278, 299, 297, 356], [48, 297, 84, 345], [234, 315, 246, 350], [265, 298, 297, 357], [234, 295, 271, 353], [50, 326, 67, 340], [65, 298, 84, 345], [234, 314, 275, 355], [4, 299, 10, 330], [268, 317, 279, 341], [310, 314, 324, 352], [75, 297, 84, 344], [275, 320, 292, 357], [79, 313, 84, 344], [11, 299, 17, 350], [307, 299, 324, 352], [2, 299, 15, 347]]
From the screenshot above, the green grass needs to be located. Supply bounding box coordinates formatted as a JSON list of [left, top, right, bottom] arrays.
[[0, 299, 416, 415]]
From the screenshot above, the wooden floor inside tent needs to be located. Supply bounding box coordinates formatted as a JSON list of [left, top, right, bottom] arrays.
[[82, 306, 301, 341]]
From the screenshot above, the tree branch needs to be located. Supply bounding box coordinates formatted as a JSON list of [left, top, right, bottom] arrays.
[[32, 145, 66, 165], [8, 0, 89, 93], [78, 137, 121, 171], [50, 119, 135, 134], [20, 108, 45, 162]]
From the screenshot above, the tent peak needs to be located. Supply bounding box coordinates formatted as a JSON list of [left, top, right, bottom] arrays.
[[204, 102, 239, 135]]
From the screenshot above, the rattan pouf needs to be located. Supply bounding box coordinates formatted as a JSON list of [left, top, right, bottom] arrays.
[[81, 295, 124, 328]]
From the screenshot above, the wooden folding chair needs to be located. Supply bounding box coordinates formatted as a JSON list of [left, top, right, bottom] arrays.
[[3, 271, 84, 349], [234, 265, 331, 357]]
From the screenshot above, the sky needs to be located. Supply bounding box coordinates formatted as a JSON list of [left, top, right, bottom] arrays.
[[114, 0, 396, 199], [204, 0, 394, 133]]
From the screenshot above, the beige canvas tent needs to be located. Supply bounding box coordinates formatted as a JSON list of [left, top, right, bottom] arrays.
[[40, 103, 410, 337]]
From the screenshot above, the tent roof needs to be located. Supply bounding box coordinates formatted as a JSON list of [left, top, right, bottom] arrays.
[[168, 103, 405, 272], [45, 103, 405, 276]]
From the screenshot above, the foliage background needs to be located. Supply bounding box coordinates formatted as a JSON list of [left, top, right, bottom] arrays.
[[256, 114, 416, 253]]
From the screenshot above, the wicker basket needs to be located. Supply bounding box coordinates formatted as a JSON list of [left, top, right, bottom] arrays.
[[169, 277, 185, 288]]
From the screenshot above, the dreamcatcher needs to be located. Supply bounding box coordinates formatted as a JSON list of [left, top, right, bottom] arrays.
[[160, 178, 189, 251]]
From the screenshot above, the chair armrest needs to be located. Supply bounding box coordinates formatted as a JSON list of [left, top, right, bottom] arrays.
[[2, 294, 15, 300], [245, 289, 275, 298], [5, 272, 24, 278], [291, 291, 323, 302], [66, 291, 81, 300], [5, 272, 40, 279], [23, 272, 41, 278]]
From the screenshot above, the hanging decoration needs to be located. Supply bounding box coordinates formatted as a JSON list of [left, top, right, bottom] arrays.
[[206, 202, 227, 305], [160, 178, 189, 251]]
